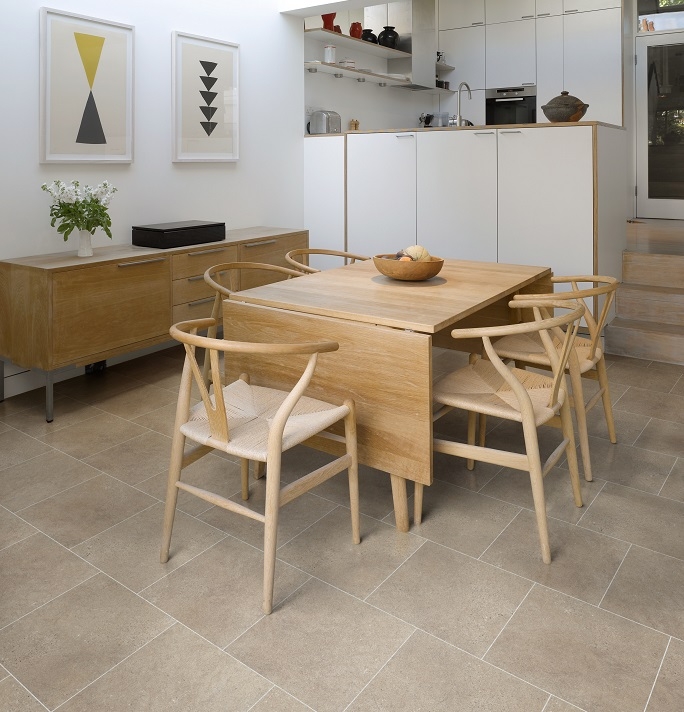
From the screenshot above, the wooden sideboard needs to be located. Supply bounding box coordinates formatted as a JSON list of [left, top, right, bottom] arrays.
[[0, 226, 308, 420]]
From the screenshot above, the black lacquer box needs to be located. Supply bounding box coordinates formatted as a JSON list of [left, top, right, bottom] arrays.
[[131, 220, 226, 249]]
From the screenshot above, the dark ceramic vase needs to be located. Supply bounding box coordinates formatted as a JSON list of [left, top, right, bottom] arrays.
[[378, 26, 399, 49], [361, 28, 378, 43]]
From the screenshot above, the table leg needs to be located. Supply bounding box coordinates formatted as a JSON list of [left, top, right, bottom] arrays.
[[390, 474, 409, 532], [45, 371, 54, 423]]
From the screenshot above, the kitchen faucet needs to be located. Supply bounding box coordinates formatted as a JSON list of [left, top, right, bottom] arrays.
[[456, 82, 472, 127]]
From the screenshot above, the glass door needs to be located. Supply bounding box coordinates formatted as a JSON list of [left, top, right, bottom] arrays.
[[636, 31, 684, 217]]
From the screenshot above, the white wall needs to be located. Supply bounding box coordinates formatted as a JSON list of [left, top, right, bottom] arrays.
[[1, 0, 306, 259]]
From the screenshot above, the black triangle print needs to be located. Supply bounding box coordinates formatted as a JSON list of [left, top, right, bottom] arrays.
[[200, 91, 217, 105], [199, 106, 217, 120], [201, 121, 217, 136], [200, 76, 218, 91], [76, 91, 106, 144], [200, 60, 217, 75]]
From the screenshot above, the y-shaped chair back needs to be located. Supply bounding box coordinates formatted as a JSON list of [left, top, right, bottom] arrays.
[[285, 248, 370, 274]]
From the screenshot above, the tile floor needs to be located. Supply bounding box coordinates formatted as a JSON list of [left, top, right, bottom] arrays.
[[0, 347, 683, 712]]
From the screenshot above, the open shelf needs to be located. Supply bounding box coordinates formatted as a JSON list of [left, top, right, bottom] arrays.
[[304, 28, 411, 59], [304, 61, 411, 86]]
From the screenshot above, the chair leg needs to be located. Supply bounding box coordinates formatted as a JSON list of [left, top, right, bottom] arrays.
[[160, 431, 185, 563], [569, 364, 593, 482], [344, 401, 361, 545], [560, 398, 583, 509], [240, 459, 250, 500], [466, 411, 477, 471], [521, 421, 551, 564], [262, 451, 282, 615], [414, 483, 424, 525], [596, 356, 617, 444], [253, 461, 265, 480]]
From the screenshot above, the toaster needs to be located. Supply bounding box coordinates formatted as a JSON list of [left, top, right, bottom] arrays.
[[308, 110, 342, 134]]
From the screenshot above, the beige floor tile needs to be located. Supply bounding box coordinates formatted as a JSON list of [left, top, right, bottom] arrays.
[[18, 474, 157, 548], [132, 402, 179, 437], [0, 430, 52, 471], [84, 430, 172, 484], [607, 360, 683, 393], [57, 624, 272, 712], [615, 387, 684, 425], [579, 482, 684, 559], [0, 388, 55, 418], [142, 537, 309, 647], [228, 578, 413, 712], [477, 419, 568, 461], [0, 676, 45, 712], [249, 688, 311, 711], [481, 510, 629, 604], [660, 458, 684, 502], [200, 487, 338, 552], [367, 541, 532, 656], [635, 418, 684, 459], [576, 437, 676, 493], [1, 397, 102, 438], [39, 411, 148, 460], [72, 503, 225, 592], [0, 422, 8, 435], [432, 449, 502, 491], [485, 585, 668, 712], [584, 403, 649, 446], [0, 508, 37, 550], [54, 370, 143, 403], [277, 507, 424, 598], [85, 382, 178, 420], [480, 466, 601, 525], [0, 451, 100, 512], [108, 352, 183, 385], [673, 376, 684, 396], [600, 545, 684, 640], [412, 479, 520, 557], [0, 533, 96, 628], [0, 574, 173, 710], [348, 629, 549, 712], [136, 453, 244, 516], [543, 698, 587, 712], [647, 638, 684, 712]]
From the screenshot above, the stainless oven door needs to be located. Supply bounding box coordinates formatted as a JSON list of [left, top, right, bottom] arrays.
[[486, 87, 537, 125]]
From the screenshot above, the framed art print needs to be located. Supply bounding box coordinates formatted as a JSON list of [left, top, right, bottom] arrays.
[[172, 32, 239, 162], [40, 8, 133, 163]]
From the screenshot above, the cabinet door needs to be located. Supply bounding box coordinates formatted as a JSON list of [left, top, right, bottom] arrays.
[[439, 26, 486, 90], [52, 256, 170, 366], [564, 0, 620, 12], [485, 20, 536, 88], [536, 0, 563, 16], [417, 130, 497, 262], [486, 0, 536, 24], [536, 15, 564, 121], [497, 126, 594, 276], [347, 132, 417, 255], [238, 232, 308, 288], [439, 0, 485, 30], [563, 7, 622, 126]]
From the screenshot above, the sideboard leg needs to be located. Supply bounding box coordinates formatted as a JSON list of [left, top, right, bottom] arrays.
[[45, 371, 54, 422]]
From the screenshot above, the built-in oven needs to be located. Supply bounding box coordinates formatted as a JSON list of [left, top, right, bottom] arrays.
[[485, 86, 537, 125]]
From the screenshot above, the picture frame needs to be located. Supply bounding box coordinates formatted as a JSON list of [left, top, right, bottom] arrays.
[[40, 7, 134, 163], [172, 32, 239, 162]]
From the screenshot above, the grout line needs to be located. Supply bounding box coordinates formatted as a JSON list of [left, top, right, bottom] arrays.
[[597, 543, 631, 610], [641, 637, 672, 712]]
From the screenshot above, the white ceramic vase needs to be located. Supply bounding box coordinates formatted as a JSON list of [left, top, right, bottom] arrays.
[[77, 229, 93, 257]]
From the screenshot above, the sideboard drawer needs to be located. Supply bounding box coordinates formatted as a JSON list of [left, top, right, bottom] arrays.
[[172, 244, 237, 280], [238, 232, 307, 289], [172, 297, 216, 324], [172, 275, 213, 306]]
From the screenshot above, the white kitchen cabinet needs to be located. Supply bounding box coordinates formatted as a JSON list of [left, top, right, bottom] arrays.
[[439, 26, 486, 91], [486, 20, 536, 88], [536, 0, 563, 16], [416, 130, 497, 261], [304, 135, 346, 270], [485, 0, 536, 24], [536, 15, 564, 120], [563, 7, 622, 126], [439, 0, 485, 30], [563, 0, 620, 12], [497, 126, 594, 275], [346, 132, 417, 256]]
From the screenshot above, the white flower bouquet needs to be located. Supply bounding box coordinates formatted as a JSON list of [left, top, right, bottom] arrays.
[[41, 179, 117, 240]]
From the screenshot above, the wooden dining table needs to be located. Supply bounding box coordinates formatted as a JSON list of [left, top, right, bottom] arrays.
[[222, 258, 552, 532]]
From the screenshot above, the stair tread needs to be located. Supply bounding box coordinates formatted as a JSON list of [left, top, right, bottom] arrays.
[[619, 283, 684, 296], [607, 317, 684, 336]]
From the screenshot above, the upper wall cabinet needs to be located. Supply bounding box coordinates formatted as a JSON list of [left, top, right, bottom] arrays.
[[439, 26, 486, 90], [563, 1, 621, 11], [536, 0, 563, 15], [486, 20, 536, 88], [439, 0, 485, 29], [486, 0, 536, 23]]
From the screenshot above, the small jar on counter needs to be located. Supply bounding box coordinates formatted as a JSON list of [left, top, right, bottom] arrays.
[[349, 119, 360, 131]]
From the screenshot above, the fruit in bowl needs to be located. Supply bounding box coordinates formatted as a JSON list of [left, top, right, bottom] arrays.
[[374, 246, 444, 281]]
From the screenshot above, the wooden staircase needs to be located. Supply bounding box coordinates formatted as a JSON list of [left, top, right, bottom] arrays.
[[604, 221, 684, 365]]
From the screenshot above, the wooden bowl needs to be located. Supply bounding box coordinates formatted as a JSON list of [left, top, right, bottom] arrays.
[[373, 254, 444, 281]]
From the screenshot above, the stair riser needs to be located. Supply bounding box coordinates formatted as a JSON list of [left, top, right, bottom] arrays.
[[617, 291, 684, 326], [622, 252, 684, 288], [605, 325, 684, 365]]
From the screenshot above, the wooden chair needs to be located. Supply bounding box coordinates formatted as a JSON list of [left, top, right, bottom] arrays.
[[284, 248, 370, 274], [161, 318, 360, 614], [492, 276, 619, 482], [415, 299, 585, 564]]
